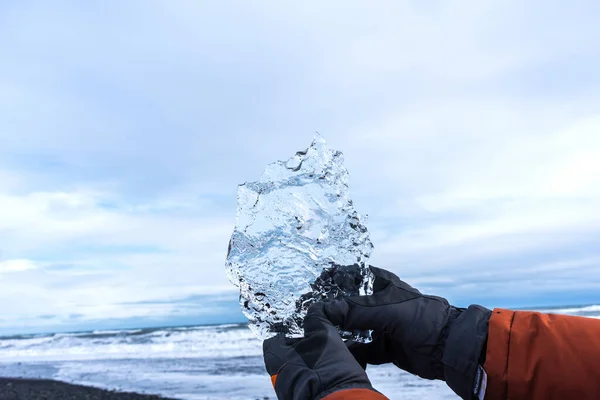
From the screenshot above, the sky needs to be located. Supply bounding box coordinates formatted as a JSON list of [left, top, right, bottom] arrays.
[[1, 1, 600, 335]]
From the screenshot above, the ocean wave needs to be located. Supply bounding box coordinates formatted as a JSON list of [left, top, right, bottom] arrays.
[[0, 324, 260, 362], [1, 307, 598, 364]]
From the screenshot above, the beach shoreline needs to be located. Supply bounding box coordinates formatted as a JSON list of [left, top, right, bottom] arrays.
[[0, 378, 177, 400]]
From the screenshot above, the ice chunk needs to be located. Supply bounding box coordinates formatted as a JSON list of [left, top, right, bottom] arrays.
[[225, 135, 373, 340]]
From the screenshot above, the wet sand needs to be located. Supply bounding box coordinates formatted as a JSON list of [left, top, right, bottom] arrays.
[[0, 378, 177, 400]]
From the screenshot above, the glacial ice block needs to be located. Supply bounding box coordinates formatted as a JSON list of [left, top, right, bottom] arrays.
[[225, 135, 373, 340]]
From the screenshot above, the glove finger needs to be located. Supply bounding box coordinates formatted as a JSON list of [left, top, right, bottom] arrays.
[[321, 298, 389, 331], [263, 333, 286, 353], [304, 302, 339, 336], [263, 334, 290, 376], [345, 340, 368, 369], [369, 266, 421, 294], [331, 268, 420, 315], [347, 333, 396, 366], [323, 296, 415, 332]]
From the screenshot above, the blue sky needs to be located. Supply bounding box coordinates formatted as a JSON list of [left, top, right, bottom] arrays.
[[1, 1, 600, 335]]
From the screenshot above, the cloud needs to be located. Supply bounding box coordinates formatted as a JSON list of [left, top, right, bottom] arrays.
[[0, 259, 37, 273], [0, 1, 599, 333], [0, 186, 237, 331]]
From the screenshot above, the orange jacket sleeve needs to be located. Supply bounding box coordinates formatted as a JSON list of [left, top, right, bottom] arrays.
[[484, 308, 600, 400], [322, 388, 388, 400]]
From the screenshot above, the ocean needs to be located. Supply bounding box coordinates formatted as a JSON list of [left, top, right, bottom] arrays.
[[0, 305, 598, 400]]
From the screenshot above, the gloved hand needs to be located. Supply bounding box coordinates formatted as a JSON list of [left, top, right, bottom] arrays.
[[263, 303, 387, 400], [323, 266, 492, 400]]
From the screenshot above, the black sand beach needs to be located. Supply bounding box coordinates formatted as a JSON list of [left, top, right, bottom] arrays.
[[0, 378, 177, 400]]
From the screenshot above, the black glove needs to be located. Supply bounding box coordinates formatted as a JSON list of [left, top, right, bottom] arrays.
[[263, 303, 384, 400], [323, 266, 491, 400]]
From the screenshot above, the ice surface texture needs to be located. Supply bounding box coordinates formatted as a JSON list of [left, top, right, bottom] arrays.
[[225, 136, 373, 340]]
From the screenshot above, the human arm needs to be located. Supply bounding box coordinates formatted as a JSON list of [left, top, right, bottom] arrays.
[[324, 266, 600, 400], [484, 308, 600, 400]]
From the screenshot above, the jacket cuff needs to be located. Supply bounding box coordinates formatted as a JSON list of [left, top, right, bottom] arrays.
[[443, 305, 492, 399], [321, 388, 389, 400], [482, 308, 514, 400]]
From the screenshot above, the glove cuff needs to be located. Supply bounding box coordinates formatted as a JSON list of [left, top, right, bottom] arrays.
[[442, 305, 492, 399]]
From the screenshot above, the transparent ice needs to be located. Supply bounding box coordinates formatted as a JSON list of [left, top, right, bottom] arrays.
[[225, 135, 374, 340]]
